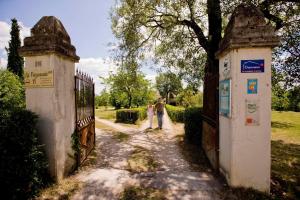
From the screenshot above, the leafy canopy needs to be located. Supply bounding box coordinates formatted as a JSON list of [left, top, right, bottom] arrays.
[[111, 0, 299, 87], [155, 72, 182, 102], [102, 65, 155, 108]]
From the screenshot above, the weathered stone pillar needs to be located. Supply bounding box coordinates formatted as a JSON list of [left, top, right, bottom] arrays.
[[216, 5, 279, 192], [19, 16, 80, 181]]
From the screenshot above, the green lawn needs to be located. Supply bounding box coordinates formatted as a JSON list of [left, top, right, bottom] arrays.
[[271, 111, 300, 199], [272, 111, 300, 143], [95, 107, 116, 120]]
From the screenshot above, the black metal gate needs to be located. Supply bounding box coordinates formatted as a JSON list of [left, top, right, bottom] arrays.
[[75, 70, 95, 165]]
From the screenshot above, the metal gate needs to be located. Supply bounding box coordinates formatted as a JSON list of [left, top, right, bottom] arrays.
[[75, 70, 95, 165]]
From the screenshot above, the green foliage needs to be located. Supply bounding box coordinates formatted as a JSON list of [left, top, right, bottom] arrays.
[[156, 72, 182, 104], [0, 70, 25, 112], [286, 86, 300, 112], [0, 109, 51, 199], [103, 67, 155, 109], [272, 92, 289, 111], [176, 89, 203, 107], [184, 107, 203, 145], [71, 130, 80, 166], [165, 104, 185, 123], [116, 107, 147, 124], [6, 18, 24, 80], [95, 89, 110, 107], [272, 84, 300, 112]]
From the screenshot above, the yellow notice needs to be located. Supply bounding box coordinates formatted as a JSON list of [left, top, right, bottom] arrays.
[[24, 68, 54, 88]]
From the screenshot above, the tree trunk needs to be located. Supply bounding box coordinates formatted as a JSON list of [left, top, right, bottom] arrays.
[[166, 92, 169, 104], [128, 94, 132, 108], [201, 0, 221, 122], [200, 0, 222, 169]]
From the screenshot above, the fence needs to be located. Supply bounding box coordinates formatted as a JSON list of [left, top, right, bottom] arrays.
[[75, 70, 95, 165]]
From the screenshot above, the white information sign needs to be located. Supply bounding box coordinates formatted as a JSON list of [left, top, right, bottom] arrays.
[[245, 99, 260, 126]]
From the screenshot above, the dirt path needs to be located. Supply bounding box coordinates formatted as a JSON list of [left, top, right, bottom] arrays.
[[71, 112, 221, 200]]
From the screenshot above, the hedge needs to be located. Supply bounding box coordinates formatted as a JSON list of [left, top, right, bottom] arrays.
[[165, 104, 185, 123], [116, 107, 147, 124], [0, 70, 25, 112], [184, 107, 203, 145], [0, 109, 51, 199]]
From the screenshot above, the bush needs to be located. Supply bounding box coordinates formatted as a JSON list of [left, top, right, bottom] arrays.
[[272, 92, 289, 111], [165, 104, 185, 123], [0, 109, 51, 199], [116, 107, 147, 124], [0, 70, 24, 112], [184, 107, 203, 145]]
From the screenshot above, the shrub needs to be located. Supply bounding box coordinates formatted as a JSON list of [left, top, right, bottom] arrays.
[[116, 107, 147, 124], [0, 109, 51, 199], [165, 104, 185, 123], [184, 107, 203, 145], [0, 70, 25, 112]]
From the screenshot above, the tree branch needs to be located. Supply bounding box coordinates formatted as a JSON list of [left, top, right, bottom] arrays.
[[259, 0, 283, 30], [178, 19, 209, 52]]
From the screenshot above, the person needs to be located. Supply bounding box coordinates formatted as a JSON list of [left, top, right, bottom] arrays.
[[155, 98, 164, 129], [147, 102, 154, 129]]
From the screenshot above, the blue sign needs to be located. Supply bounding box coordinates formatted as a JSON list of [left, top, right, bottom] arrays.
[[241, 59, 264, 73], [219, 79, 231, 117], [247, 79, 258, 94]]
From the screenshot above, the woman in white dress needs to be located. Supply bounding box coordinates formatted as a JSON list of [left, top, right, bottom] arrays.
[[147, 102, 154, 129]]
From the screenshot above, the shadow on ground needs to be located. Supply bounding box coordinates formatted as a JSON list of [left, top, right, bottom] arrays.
[[271, 140, 300, 200], [271, 121, 294, 129]]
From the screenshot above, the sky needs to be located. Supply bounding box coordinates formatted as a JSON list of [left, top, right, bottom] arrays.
[[0, 0, 157, 94]]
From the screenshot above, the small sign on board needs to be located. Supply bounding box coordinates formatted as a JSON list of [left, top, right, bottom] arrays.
[[247, 79, 258, 94], [219, 79, 231, 117], [245, 99, 260, 126], [241, 59, 264, 73], [25, 68, 54, 88]]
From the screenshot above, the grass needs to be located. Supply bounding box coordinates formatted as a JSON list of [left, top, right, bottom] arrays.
[[36, 178, 82, 200], [119, 186, 166, 200], [95, 107, 116, 120], [112, 132, 130, 142], [271, 111, 300, 199], [271, 111, 300, 143], [175, 111, 300, 199], [127, 146, 160, 173]]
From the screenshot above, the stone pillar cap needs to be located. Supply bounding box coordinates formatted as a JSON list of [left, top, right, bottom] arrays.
[[19, 16, 80, 62], [216, 4, 280, 58]]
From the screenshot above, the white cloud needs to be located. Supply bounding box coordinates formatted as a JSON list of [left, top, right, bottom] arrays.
[[0, 20, 31, 51], [0, 57, 7, 69], [0, 20, 31, 69], [0, 21, 10, 50], [76, 57, 119, 95]]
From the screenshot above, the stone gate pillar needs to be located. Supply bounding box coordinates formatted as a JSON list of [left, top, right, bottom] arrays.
[[215, 5, 279, 192], [19, 16, 80, 181]]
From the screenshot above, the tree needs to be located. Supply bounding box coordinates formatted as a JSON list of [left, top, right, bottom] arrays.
[[287, 86, 300, 112], [273, 22, 300, 88], [95, 89, 110, 108], [6, 18, 24, 80], [111, 0, 299, 123], [155, 72, 182, 104], [176, 89, 203, 108], [103, 65, 154, 109]]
